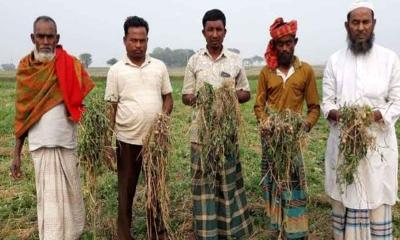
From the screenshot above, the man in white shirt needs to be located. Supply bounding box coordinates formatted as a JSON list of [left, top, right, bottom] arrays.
[[104, 16, 173, 240], [322, 1, 400, 239]]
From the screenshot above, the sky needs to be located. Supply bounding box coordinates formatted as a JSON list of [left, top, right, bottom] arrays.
[[1, 0, 399, 67]]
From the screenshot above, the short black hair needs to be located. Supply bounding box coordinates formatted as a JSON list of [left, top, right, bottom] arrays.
[[202, 9, 226, 28], [347, 9, 375, 21], [123, 16, 149, 35], [33, 16, 57, 33]]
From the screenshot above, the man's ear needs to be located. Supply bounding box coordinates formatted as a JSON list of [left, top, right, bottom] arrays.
[[294, 37, 298, 45], [30, 33, 35, 44], [55, 34, 60, 44]]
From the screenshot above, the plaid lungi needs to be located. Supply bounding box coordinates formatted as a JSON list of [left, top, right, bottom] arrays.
[[191, 143, 253, 239], [331, 199, 393, 240], [31, 147, 85, 240], [261, 141, 308, 239]]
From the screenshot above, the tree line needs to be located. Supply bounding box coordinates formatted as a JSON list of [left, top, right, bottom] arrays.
[[1, 48, 264, 70]]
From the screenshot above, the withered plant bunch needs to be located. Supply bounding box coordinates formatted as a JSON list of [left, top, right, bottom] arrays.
[[337, 105, 376, 186], [143, 113, 173, 240], [78, 93, 114, 237], [79, 94, 114, 169], [260, 108, 306, 193], [196, 80, 241, 180]]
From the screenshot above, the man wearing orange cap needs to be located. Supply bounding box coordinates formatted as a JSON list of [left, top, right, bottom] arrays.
[[254, 17, 320, 239], [323, 0, 400, 239]]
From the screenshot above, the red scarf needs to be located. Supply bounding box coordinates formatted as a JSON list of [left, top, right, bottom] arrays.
[[55, 46, 95, 122]]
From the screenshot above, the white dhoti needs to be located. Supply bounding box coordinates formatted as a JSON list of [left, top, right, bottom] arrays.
[[31, 147, 85, 240]]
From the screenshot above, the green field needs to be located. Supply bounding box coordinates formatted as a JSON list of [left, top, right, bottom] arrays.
[[0, 75, 399, 239]]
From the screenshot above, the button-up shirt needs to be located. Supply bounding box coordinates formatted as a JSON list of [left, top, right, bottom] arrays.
[[182, 48, 250, 143], [254, 56, 320, 127]]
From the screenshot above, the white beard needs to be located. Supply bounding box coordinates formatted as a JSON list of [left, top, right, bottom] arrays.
[[33, 48, 55, 62]]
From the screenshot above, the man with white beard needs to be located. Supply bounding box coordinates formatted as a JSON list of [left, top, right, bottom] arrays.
[[322, 1, 400, 239], [10, 16, 95, 240]]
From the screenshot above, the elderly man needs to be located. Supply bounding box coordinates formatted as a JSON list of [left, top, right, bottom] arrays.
[[254, 17, 320, 239], [182, 9, 253, 240], [104, 16, 173, 240], [10, 16, 94, 239], [322, 0, 400, 239]]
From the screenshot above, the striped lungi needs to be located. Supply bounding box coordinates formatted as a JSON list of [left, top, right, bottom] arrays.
[[261, 141, 308, 239], [191, 143, 253, 239], [31, 147, 85, 240], [331, 199, 393, 240]]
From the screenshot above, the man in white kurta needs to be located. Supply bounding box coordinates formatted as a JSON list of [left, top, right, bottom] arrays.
[[322, 1, 400, 239]]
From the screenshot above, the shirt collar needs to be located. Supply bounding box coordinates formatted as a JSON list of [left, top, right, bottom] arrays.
[[202, 47, 228, 61], [123, 54, 151, 68], [292, 56, 302, 69]]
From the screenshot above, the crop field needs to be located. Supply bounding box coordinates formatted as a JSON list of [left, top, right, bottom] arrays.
[[0, 72, 399, 239]]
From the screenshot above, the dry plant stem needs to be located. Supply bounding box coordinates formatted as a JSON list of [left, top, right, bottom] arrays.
[[143, 113, 174, 240], [259, 108, 306, 195], [78, 93, 114, 238]]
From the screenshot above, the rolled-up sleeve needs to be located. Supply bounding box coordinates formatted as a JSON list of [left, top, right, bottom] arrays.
[[104, 67, 119, 102], [161, 63, 173, 95], [182, 56, 196, 95], [235, 60, 250, 92]]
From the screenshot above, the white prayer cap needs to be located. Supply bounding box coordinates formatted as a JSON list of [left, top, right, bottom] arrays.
[[348, 0, 375, 13]]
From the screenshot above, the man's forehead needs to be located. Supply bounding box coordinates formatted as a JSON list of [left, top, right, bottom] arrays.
[[126, 26, 147, 35], [34, 20, 57, 33], [204, 20, 224, 28], [349, 7, 374, 19], [275, 35, 295, 42]]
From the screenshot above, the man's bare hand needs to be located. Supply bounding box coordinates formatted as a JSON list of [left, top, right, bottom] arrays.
[[104, 147, 117, 171], [10, 158, 22, 179], [328, 109, 340, 122], [372, 110, 383, 123], [303, 122, 311, 132]]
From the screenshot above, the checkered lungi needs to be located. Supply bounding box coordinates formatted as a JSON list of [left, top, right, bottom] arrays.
[[261, 141, 308, 239], [191, 143, 253, 239], [331, 199, 393, 240]]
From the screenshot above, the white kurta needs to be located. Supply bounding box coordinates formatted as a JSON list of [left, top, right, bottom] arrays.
[[322, 44, 400, 209]]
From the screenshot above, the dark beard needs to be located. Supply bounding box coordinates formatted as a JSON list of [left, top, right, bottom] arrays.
[[347, 33, 374, 55], [277, 52, 293, 67]]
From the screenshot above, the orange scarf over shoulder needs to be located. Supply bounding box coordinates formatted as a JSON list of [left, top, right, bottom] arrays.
[[15, 46, 95, 138]]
